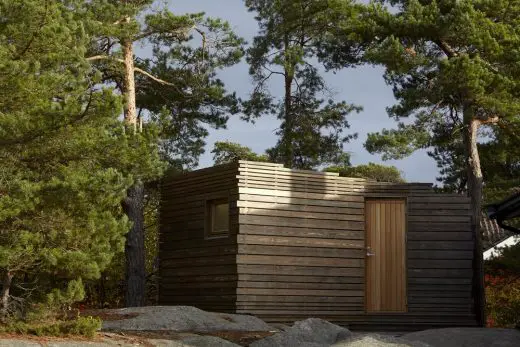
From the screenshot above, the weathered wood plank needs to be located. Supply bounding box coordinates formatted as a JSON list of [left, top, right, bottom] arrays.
[[162, 163, 237, 185], [162, 288, 236, 295], [237, 288, 363, 297], [408, 259, 473, 269], [238, 164, 433, 188], [408, 215, 471, 223], [407, 232, 472, 241], [239, 194, 364, 208], [408, 196, 471, 204], [237, 234, 364, 249], [239, 224, 364, 240], [408, 284, 472, 292], [238, 274, 364, 284], [408, 222, 471, 231], [409, 203, 470, 210], [408, 241, 474, 251], [408, 269, 472, 278], [160, 245, 238, 259], [160, 265, 236, 277], [238, 181, 434, 196], [408, 277, 473, 285], [408, 209, 472, 216], [238, 187, 364, 202], [236, 295, 363, 304], [239, 214, 364, 231], [239, 207, 364, 222], [408, 291, 471, 298], [159, 295, 237, 302], [238, 244, 365, 258], [237, 281, 364, 290], [161, 189, 239, 205], [237, 200, 363, 215], [161, 255, 236, 268], [160, 237, 237, 251], [237, 264, 364, 277], [239, 164, 341, 177], [160, 274, 238, 284], [161, 281, 237, 289], [407, 250, 473, 260], [237, 254, 363, 267], [408, 297, 473, 304]]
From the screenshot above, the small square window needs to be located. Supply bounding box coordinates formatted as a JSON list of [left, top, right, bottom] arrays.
[[207, 198, 229, 237]]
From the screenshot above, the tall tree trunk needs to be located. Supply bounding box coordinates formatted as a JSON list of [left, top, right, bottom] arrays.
[[1, 270, 13, 319], [283, 34, 294, 168], [122, 38, 146, 306], [123, 40, 137, 132], [122, 182, 146, 307], [283, 73, 293, 168], [463, 108, 486, 327]]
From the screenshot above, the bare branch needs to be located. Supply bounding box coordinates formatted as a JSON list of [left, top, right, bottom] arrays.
[[476, 115, 500, 125], [435, 40, 458, 58], [87, 55, 175, 86]]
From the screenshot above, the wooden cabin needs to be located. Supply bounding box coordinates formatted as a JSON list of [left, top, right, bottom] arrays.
[[158, 160, 481, 330]]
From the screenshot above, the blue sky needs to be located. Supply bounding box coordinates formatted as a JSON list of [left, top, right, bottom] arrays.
[[158, 0, 439, 183]]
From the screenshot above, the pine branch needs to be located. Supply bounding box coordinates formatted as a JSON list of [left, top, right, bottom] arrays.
[[435, 40, 458, 58]]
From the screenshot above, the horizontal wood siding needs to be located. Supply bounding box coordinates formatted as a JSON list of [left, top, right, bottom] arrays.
[[406, 195, 474, 322], [158, 160, 477, 329], [235, 161, 477, 329], [159, 163, 239, 313]]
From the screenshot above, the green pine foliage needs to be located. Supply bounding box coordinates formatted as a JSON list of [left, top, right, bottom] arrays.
[[325, 162, 405, 183], [82, 0, 244, 307], [0, 0, 159, 319], [86, 0, 245, 169], [212, 141, 270, 165], [243, 0, 362, 170], [353, 1, 520, 180], [320, 0, 520, 190]]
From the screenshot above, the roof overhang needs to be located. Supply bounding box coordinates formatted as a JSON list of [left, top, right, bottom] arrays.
[[486, 191, 520, 234]]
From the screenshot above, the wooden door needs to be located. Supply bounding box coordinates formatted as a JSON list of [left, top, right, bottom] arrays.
[[365, 199, 407, 312]]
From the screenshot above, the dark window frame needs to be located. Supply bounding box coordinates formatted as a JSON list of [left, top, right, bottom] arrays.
[[205, 197, 230, 238]]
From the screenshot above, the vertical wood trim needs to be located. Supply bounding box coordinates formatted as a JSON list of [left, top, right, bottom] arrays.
[[366, 199, 407, 313]]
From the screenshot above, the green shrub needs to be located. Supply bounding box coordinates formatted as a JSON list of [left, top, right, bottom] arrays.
[[0, 316, 101, 338], [485, 242, 520, 328], [485, 274, 520, 327]]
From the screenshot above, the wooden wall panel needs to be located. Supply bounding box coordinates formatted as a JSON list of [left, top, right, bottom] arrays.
[[406, 195, 475, 318], [159, 160, 478, 329], [235, 161, 477, 329], [158, 162, 240, 312]]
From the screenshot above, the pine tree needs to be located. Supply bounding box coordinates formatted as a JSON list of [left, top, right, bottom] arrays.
[[212, 141, 269, 165], [325, 162, 405, 183], [321, 0, 520, 325], [84, 0, 244, 306], [0, 0, 146, 319], [243, 0, 361, 169]]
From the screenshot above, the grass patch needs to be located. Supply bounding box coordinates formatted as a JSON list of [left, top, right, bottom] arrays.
[[0, 316, 101, 338]]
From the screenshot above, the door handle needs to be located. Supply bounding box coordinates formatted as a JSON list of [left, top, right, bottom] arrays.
[[366, 246, 375, 257]]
